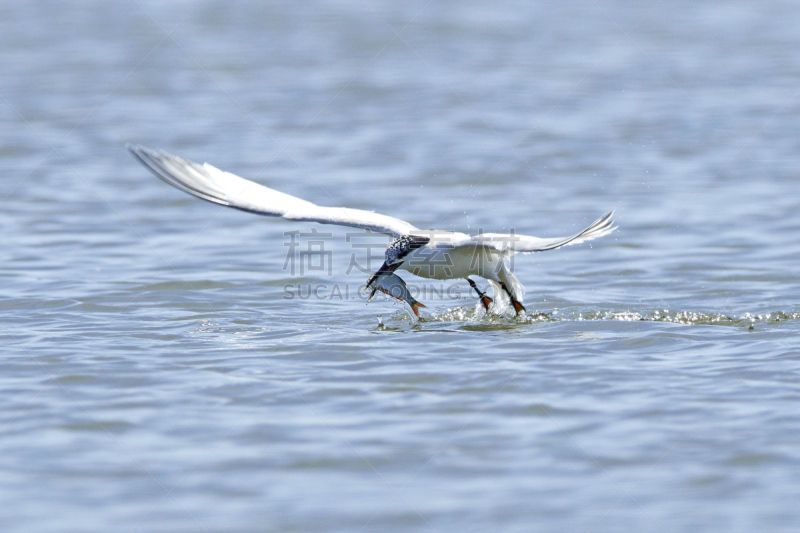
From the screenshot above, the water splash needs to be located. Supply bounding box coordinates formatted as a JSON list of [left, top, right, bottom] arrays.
[[409, 307, 800, 328], [580, 310, 800, 327]]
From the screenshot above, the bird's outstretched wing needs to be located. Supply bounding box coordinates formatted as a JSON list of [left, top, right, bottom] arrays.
[[466, 211, 616, 253], [127, 145, 419, 238]]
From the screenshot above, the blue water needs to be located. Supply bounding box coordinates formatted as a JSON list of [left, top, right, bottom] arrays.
[[2, 1, 800, 531]]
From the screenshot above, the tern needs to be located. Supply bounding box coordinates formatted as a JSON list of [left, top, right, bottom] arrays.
[[128, 145, 616, 315]]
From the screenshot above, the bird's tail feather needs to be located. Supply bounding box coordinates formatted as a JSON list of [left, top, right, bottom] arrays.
[[486, 280, 511, 315], [497, 262, 524, 304]]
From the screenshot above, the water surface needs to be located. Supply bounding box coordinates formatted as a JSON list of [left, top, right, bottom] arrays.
[[2, 1, 800, 531]]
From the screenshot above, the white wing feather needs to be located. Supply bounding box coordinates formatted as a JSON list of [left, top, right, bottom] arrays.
[[462, 211, 616, 253], [128, 145, 419, 238]]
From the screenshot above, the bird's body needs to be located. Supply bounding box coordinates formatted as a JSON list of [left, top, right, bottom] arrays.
[[128, 145, 616, 316]]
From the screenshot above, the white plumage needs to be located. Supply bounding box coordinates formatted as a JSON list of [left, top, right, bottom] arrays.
[[128, 145, 616, 315]]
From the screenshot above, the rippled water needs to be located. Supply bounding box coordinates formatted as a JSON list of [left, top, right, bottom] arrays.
[[2, 1, 800, 531]]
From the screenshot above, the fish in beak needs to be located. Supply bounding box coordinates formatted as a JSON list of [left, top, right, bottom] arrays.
[[366, 272, 426, 318], [365, 260, 401, 291]]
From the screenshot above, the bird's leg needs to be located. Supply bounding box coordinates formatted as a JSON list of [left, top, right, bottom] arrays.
[[467, 278, 493, 310], [500, 281, 526, 316]]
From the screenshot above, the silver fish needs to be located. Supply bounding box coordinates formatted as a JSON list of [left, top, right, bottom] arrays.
[[368, 273, 426, 317]]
